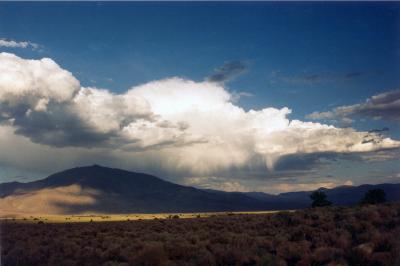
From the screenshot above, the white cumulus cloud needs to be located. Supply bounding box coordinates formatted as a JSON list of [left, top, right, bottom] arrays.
[[0, 52, 399, 182]]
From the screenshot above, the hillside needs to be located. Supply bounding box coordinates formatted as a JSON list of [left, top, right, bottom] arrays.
[[1, 165, 399, 214], [0, 165, 265, 214]]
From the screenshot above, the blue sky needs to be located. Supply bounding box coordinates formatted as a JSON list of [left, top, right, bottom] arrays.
[[0, 2, 399, 193], [1, 2, 399, 113]]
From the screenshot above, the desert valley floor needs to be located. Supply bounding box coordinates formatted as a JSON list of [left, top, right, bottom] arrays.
[[2, 203, 400, 266]]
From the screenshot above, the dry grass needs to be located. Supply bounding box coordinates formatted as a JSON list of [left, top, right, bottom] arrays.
[[0, 210, 281, 223]]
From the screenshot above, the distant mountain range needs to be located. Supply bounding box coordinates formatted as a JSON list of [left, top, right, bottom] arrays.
[[1, 165, 399, 214]]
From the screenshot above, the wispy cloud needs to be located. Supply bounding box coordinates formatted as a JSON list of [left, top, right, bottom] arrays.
[[206, 60, 247, 83], [344, 72, 365, 79], [0, 38, 40, 50], [307, 89, 400, 122], [270, 70, 379, 85]]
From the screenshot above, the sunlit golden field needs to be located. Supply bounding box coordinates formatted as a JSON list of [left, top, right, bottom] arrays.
[[0, 210, 283, 223]]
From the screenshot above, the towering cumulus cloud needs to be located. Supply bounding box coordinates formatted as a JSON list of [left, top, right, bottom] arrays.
[[1, 52, 399, 179]]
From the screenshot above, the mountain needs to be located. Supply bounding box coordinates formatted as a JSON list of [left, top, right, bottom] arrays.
[[1, 165, 399, 215], [244, 183, 400, 209], [0, 165, 266, 214]]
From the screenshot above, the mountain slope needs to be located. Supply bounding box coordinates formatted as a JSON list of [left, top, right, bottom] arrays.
[[0, 165, 267, 214], [1, 165, 399, 214]]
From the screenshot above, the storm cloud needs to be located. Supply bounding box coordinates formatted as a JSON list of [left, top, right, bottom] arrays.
[[1, 53, 400, 191]]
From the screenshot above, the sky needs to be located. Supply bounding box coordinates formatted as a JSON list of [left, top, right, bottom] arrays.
[[0, 2, 399, 194]]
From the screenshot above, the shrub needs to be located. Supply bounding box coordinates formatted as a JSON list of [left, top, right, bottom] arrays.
[[370, 252, 393, 266], [313, 247, 342, 264], [257, 254, 287, 266], [310, 191, 332, 207], [276, 241, 307, 264], [360, 189, 386, 205], [133, 243, 168, 266], [1, 204, 399, 265]]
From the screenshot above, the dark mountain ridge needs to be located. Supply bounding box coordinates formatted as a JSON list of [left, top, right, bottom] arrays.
[[244, 183, 400, 209], [1, 165, 399, 214], [0, 165, 266, 213]]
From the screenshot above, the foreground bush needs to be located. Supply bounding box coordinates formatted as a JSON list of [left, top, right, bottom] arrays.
[[1, 203, 400, 266], [360, 189, 387, 205]]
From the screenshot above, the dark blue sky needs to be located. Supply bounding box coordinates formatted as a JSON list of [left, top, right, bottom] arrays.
[[1, 2, 399, 121], [0, 2, 399, 190]]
